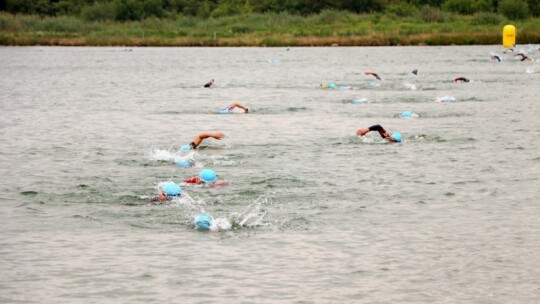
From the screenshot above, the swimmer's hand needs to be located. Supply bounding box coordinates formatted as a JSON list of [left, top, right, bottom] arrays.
[[356, 128, 369, 136], [212, 132, 225, 140]]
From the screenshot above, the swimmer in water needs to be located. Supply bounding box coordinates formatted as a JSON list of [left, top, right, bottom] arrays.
[[184, 169, 226, 188], [454, 77, 470, 83], [411, 69, 418, 75], [489, 54, 501, 62], [149, 188, 170, 203], [503, 46, 515, 54], [515, 53, 532, 61], [204, 79, 214, 88], [149, 182, 182, 203], [183, 132, 225, 150], [222, 101, 249, 113], [364, 71, 382, 80], [356, 124, 402, 142]]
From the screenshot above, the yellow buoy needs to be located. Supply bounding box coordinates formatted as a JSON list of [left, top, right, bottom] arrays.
[[503, 25, 516, 48]]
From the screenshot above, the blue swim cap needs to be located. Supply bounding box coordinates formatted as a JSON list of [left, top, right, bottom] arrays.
[[195, 213, 213, 230], [219, 109, 230, 114], [180, 145, 192, 151], [199, 169, 217, 183], [175, 160, 193, 167], [401, 111, 413, 118], [162, 182, 182, 196], [369, 81, 378, 88], [391, 133, 402, 142], [329, 83, 336, 89]]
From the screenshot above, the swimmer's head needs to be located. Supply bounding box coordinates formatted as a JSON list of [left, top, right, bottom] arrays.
[[162, 182, 182, 196], [401, 111, 413, 118], [194, 213, 213, 230], [180, 145, 192, 151], [175, 160, 193, 167], [199, 169, 217, 183], [391, 133, 402, 142]]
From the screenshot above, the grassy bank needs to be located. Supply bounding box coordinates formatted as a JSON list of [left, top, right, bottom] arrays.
[[1, 11, 539, 46]]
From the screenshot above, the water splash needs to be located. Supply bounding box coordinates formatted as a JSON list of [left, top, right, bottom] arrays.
[[150, 149, 176, 162], [403, 83, 417, 91], [526, 60, 538, 74], [435, 96, 456, 103], [356, 136, 390, 144], [230, 195, 270, 229], [352, 97, 368, 104], [191, 194, 272, 232]]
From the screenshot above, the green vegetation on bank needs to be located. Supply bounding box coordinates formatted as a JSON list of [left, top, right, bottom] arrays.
[[1, 1, 539, 46]]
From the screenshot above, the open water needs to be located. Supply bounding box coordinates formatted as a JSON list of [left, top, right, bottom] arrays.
[[1, 46, 539, 303]]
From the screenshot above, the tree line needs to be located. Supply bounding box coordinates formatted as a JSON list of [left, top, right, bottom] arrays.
[[1, 0, 537, 21]]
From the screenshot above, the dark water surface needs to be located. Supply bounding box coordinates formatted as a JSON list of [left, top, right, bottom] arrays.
[[1, 46, 539, 303]]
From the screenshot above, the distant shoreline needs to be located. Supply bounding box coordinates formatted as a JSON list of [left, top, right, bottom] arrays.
[[1, 12, 539, 47], [2, 33, 539, 47]]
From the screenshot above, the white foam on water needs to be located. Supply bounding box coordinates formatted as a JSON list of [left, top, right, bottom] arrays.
[[404, 82, 417, 91]]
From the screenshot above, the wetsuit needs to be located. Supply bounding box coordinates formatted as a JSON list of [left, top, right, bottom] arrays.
[[184, 176, 202, 184], [516, 53, 529, 61], [454, 77, 470, 83], [366, 72, 381, 80], [368, 125, 391, 139]]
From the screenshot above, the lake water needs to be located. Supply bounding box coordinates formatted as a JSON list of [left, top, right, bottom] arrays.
[[1, 45, 539, 303]]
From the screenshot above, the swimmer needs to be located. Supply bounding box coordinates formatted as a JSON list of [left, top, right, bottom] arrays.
[[503, 46, 515, 54], [364, 71, 382, 80], [222, 101, 249, 113], [515, 53, 532, 61], [411, 69, 418, 75], [454, 77, 470, 83], [149, 182, 182, 203], [184, 169, 226, 187], [489, 55, 502, 62], [149, 188, 170, 203], [204, 79, 214, 88], [356, 124, 402, 142], [182, 132, 225, 150]]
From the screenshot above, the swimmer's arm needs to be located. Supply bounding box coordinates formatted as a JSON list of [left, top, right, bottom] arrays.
[[191, 132, 225, 147], [230, 101, 249, 112], [356, 125, 385, 136], [356, 128, 370, 136], [356, 125, 394, 140]]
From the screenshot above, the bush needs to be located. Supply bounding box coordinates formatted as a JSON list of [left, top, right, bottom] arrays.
[[385, 2, 419, 17], [37, 16, 84, 32], [498, 0, 529, 20], [81, 2, 116, 21], [114, 0, 143, 21], [527, 0, 540, 17], [443, 0, 491, 15], [0, 14, 11, 31], [471, 12, 505, 25], [316, 9, 344, 24], [211, 0, 251, 18], [418, 5, 455, 23], [231, 25, 253, 33]]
